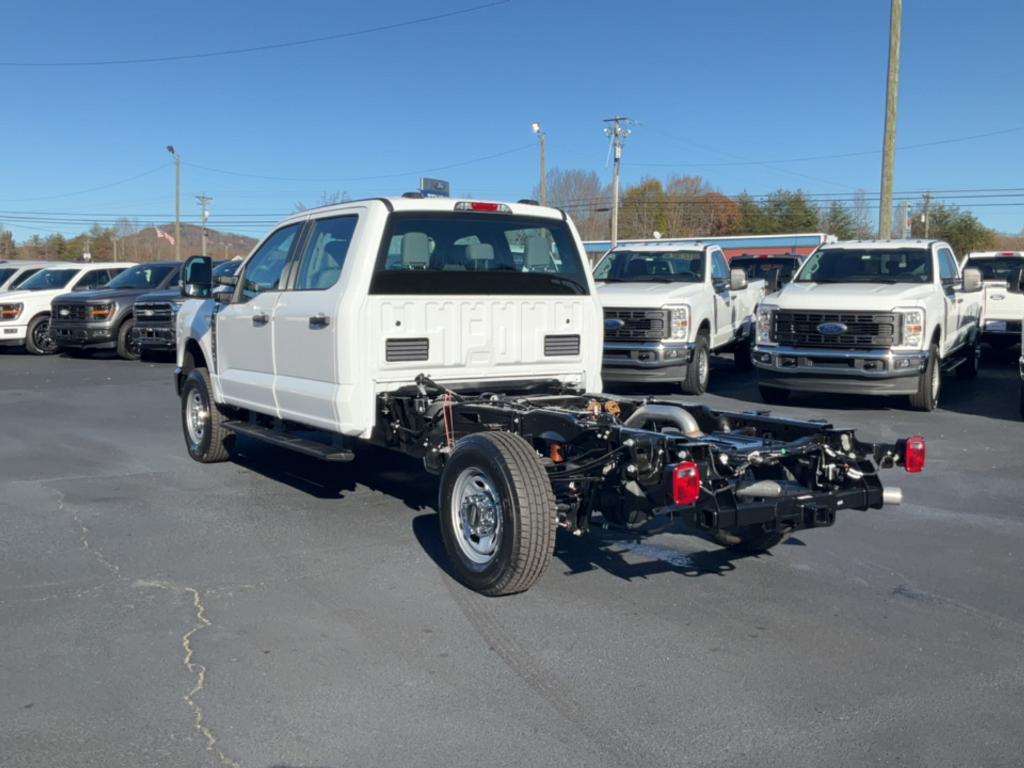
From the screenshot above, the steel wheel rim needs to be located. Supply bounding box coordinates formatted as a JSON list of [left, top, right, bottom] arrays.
[[451, 467, 502, 568], [185, 389, 208, 446], [931, 358, 941, 401], [698, 348, 709, 388], [34, 318, 56, 353]]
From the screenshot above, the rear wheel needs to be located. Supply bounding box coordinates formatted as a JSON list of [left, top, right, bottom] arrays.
[[25, 314, 57, 355], [908, 343, 941, 411], [758, 384, 790, 405], [116, 318, 141, 361], [439, 431, 556, 596], [733, 334, 754, 371], [679, 331, 710, 395], [181, 368, 233, 463], [956, 338, 980, 379]]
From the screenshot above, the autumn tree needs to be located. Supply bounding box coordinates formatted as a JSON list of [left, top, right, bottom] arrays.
[[533, 168, 610, 240], [618, 177, 667, 239]]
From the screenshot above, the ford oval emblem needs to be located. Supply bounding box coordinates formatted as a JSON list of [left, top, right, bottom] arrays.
[[816, 322, 847, 335], [605, 318, 626, 331]]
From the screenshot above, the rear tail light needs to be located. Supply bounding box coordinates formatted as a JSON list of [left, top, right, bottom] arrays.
[[672, 461, 701, 506], [454, 201, 511, 213], [902, 436, 926, 473]]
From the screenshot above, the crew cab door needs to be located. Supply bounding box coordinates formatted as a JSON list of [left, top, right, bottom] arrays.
[[273, 214, 359, 430], [709, 249, 735, 347], [216, 223, 302, 414], [936, 246, 964, 355]]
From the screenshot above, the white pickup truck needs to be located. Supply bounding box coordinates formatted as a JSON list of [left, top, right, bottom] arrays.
[[963, 251, 1024, 352], [754, 239, 984, 411], [593, 244, 763, 394], [173, 197, 922, 595]]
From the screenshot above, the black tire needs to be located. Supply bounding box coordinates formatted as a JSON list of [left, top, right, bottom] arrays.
[[758, 384, 790, 405], [733, 333, 754, 372], [908, 343, 941, 411], [956, 338, 980, 379], [715, 526, 786, 553], [680, 330, 710, 395], [439, 431, 556, 596], [25, 314, 57, 355], [116, 317, 141, 361], [181, 368, 233, 463]]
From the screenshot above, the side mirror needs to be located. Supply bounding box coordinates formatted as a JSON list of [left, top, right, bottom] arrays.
[[961, 267, 983, 293], [216, 274, 239, 287], [729, 268, 748, 292], [181, 255, 212, 298], [1007, 266, 1024, 294], [764, 267, 782, 294]]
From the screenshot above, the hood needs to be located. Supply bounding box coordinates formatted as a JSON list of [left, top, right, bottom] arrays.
[[52, 287, 163, 304], [597, 281, 706, 308], [134, 288, 183, 304], [770, 281, 933, 309]]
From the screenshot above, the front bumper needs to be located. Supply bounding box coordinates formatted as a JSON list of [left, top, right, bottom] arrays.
[[136, 324, 176, 349], [0, 324, 27, 345], [753, 345, 928, 396], [602, 341, 694, 381], [50, 322, 116, 349]]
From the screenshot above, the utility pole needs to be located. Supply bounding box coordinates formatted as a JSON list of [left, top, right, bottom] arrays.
[[166, 145, 181, 261], [604, 116, 631, 249], [922, 192, 932, 238], [196, 193, 213, 256], [531, 122, 547, 206], [878, 0, 902, 238]]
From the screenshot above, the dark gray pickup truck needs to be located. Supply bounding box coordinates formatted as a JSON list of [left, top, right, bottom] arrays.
[[50, 262, 180, 360]]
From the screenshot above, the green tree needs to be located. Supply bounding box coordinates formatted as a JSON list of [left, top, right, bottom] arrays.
[[0, 227, 15, 259], [735, 193, 768, 234], [760, 190, 819, 233], [819, 200, 857, 239], [619, 178, 667, 239], [910, 200, 996, 259]]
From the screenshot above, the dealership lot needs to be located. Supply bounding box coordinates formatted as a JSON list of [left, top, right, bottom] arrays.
[[2, 350, 1022, 768]]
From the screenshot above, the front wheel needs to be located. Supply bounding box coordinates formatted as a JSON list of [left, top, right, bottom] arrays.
[[679, 332, 710, 395], [908, 344, 941, 411], [180, 368, 233, 463], [439, 432, 556, 596], [116, 318, 141, 361], [25, 314, 57, 355]]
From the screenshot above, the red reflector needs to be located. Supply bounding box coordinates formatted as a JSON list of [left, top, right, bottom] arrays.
[[672, 461, 701, 506], [469, 202, 499, 211], [904, 436, 926, 473]]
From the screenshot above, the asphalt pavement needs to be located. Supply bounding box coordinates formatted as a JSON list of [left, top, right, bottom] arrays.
[[2, 347, 1022, 768]]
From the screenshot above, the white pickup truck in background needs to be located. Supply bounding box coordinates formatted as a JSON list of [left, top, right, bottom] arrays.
[[963, 250, 1024, 354], [754, 239, 984, 411], [593, 244, 764, 394]]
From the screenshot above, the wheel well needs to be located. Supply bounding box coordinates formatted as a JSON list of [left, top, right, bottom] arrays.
[[177, 339, 207, 395], [698, 319, 711, 338]]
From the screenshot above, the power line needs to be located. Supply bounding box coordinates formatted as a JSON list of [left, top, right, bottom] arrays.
[[0, 1, 510, 67], [0, 163, 171, 203]]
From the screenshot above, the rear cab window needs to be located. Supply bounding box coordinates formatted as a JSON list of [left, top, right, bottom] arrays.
[[370, 213, 588, 295]]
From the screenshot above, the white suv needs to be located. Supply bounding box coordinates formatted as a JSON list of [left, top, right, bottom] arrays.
[[754, 240, 983, 411], [0, 262, 133, 354]]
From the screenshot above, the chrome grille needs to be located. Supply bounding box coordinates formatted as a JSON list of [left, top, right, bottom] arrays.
[[134, 302, 175, 324], [603, 308, 669, 341], [773, 310, 900, 349]]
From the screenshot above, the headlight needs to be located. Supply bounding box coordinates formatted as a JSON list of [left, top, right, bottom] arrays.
[[0, 303, 23, 321], [895, 308, 925, 349], [664, 305, 690, 340], [89, 303, 115, 320], [757, 306, 775, 345]]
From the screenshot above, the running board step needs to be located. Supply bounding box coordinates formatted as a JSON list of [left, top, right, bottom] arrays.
[[223, 420, 355, 462]]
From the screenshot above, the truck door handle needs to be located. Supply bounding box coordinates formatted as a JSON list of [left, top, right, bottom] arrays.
[[308, 314, 330, 329], [252, 312, 269, 326]]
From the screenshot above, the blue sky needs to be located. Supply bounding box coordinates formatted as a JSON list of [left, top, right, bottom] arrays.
[[1, 0, 1022, 241]]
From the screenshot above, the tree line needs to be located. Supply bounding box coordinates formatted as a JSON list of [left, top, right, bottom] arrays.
[[536, 168, 1016, 257]]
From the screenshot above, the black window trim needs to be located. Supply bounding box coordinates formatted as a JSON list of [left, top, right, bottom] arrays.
[[233, 221, 306, 303]]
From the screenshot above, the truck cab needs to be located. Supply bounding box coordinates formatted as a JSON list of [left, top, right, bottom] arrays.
[[962, 251, 1024, 353], [754, 239, 984, 411], [593, 243, 763, 394]]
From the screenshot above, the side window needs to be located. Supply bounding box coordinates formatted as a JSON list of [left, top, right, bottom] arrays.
[[76, 269, 111, 290], [239, 224, 301, 301], [711, 250, 729, 281], [937, 248, 958, 285], [10, 268, 41, 288], [294, 216, 358, 291]]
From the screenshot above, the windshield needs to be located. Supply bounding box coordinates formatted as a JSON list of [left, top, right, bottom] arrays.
[[0, 268, 16, 286], [795, 248, 932, 284], [731, 257, 800, 282], [594, 250, 704, 283], [107, 263, 177, 290], [20, 268, 80, 291], [964, 256, 1024, 281], [370, 213, 589, 295]]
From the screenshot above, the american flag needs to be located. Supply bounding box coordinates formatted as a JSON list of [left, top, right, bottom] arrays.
[[154, 226, 175, 246]]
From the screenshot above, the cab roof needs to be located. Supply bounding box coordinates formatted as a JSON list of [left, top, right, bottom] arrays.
[[819, 239, 942, 250], [277, 196, 567, 228]]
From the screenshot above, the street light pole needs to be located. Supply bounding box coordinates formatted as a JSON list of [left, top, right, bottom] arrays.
[[878, 0, 902, 238], [167, 145, 181, 261], [531, 122, 547, 206]]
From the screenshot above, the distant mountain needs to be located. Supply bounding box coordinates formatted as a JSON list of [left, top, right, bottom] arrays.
[[116, 223, 257, 263]]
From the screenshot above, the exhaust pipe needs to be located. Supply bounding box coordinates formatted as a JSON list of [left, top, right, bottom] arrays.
[[882, 486, 903, 506]]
